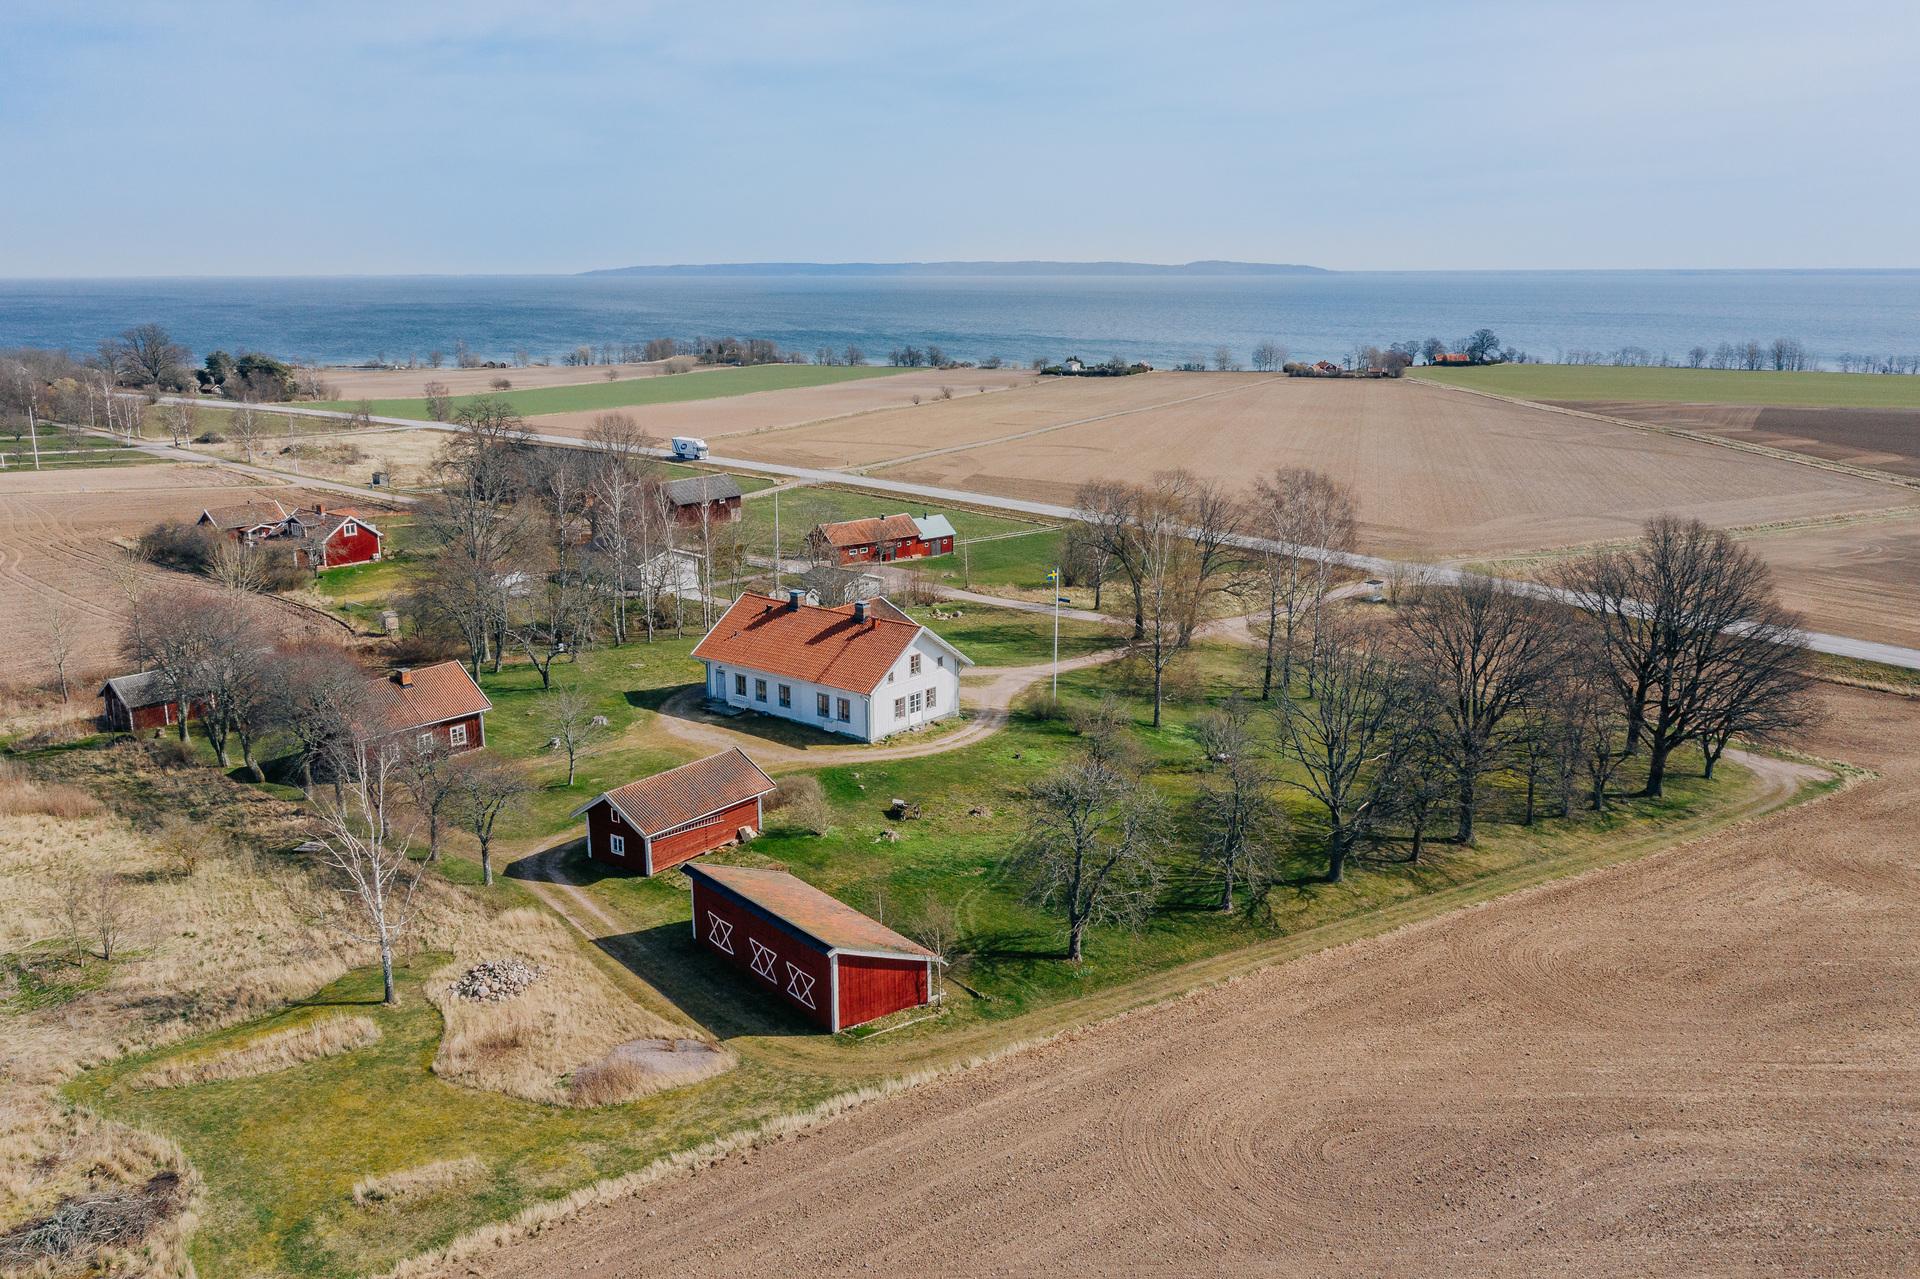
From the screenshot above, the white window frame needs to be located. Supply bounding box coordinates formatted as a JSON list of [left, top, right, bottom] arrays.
[[778, 683, 792, 708], [754, 678, 768, 702], [909, 691, 923, 714], [925, 685, 937, 710], [894, 697, 906, 718], [735, 673, 747, 696], [910, 653, 921, 676], [836, 697, 851, 722], [706, 912, 735, 954], [417, 731, 435, 751], [609, 832, 626, 857], [817, 692, 830, 717], [448, 723, 468, 747], [785, 962, 817, 1009], [341, 520, 358, 536]]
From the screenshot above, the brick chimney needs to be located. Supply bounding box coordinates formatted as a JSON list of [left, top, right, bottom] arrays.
[[394, 668, 414, 688]]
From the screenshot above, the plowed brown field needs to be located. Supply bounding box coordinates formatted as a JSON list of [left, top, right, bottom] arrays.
[[452, 684, 1919, 1279], [1561, 399, 1920, 480], [527, 368, 1038, 442], [719, 375, 1906, 558], [0, 464, 338, 690], [1747, 512, 1920, 650]]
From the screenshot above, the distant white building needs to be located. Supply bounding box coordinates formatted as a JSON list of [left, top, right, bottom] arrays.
[[691, 591, 972, 743]]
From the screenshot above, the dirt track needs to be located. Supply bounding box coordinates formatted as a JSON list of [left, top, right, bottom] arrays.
[[453, 684, 1919, 1278]]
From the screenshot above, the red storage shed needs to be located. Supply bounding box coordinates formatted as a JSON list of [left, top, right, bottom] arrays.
[[685, 863, 942, 1032], [573, 748, 777, 877]]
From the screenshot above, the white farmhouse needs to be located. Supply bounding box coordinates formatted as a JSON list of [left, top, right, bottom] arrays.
[[691, 591, 972, 743]]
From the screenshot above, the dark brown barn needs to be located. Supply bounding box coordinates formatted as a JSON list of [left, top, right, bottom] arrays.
[[573, 748, 776, 876], [686, 863, 941, 1031], [662, 474, 743, 526]]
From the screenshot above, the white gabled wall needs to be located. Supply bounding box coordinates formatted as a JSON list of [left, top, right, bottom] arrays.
[[702, 629, 962, 744]]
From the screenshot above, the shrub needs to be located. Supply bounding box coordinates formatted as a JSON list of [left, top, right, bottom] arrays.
[[193, 429, 226, 444], [1015, 688, 1068, 722], [566, 1057, 654, 1106], [767, 775, 831, 835], [137, 520, 216, 572]]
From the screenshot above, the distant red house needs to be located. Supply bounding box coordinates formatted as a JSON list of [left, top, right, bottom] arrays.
[[194, 499, 382, 570], [1433, 352, 1472, 365], [284, 506, 383, 571], [662, 474, 743, 526], [99, 670, 205, 734], [686, 863, 942, 1032], [362, 661, 491, 755], [808, 513, 955, 566], [573, 748, 777, 876], [1312, 360, 1343, 375]]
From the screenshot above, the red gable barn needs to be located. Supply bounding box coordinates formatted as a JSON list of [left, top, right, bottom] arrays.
[[686, 863, 941, 1031], [284, 505, 383, 570], [572, 748, 776, 876], [362, 661, 491, 754], [661, 474, 744, 526], [99, 669, 205, 734], [807, 513, 925, 565]]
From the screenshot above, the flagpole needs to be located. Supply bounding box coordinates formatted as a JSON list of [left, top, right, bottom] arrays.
[[1050, 567, 1060, 698]]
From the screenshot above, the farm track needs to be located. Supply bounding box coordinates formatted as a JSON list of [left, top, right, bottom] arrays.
[[447, 686, 1916, 1279]]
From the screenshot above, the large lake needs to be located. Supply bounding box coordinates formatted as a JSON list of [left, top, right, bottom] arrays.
[[1, 270, 1916, 369]]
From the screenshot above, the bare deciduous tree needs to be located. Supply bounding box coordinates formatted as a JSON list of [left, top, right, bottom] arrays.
[[1010, 720, 1166, 962], [395, 739, 460, 861], [314, 744, 425, 1004], [41, 601, 76, 703], [1242, 467, 1357, 698], [540, 681, 603, 786], [1190, 696, 1285, 910], [458, 754, 532, 886]]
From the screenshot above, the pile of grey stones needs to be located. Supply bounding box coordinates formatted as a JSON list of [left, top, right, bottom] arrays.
[[450, 958, 542, 1003]]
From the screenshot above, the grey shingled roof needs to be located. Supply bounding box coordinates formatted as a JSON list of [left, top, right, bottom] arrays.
[[662, 474, 743, 507], [101, 669, 171, 708]]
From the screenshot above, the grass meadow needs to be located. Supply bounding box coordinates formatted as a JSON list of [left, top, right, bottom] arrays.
[[300, 364, 903, 421], [1412, 362, 1920, 408], [51, 604, 1794, 1277]]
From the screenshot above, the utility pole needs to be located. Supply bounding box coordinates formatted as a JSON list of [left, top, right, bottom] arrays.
[[1048, 567, 1061, 698], [27, 401, 40, 470], [773, 488, 781, 592]]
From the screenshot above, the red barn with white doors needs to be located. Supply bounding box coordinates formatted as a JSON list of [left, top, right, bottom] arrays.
[[572, 748, 776, 877], [686, 863, 941, 1031]]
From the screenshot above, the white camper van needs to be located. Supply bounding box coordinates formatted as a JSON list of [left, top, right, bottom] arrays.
[[670, 436, 709, 461]]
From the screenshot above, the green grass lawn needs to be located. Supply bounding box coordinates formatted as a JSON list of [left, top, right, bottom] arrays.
[[0, 422, 158, 469], [742, 484, 1043, 556], [1412, 362, 1920, 409], [298, 365, 904, 422], [66, 607, 1804, 1278]]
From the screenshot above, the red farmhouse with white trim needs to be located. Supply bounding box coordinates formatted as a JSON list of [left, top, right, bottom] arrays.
[[572, 748, 776, 877], [195, 500, 383, 570], [686, 863, 941, 1031], [807, 513, 955, 566], [363, 661, 491, 755]]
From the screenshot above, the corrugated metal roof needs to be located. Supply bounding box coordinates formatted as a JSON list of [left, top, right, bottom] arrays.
[[911, 513, 956, 541], [687, 863, 938, 959], [576, 748, 775, 836]]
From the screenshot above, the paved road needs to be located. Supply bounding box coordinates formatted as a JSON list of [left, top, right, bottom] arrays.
[[148, 403, 1920, 672]]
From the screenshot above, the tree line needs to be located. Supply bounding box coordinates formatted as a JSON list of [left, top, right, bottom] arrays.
[[1023, 475, 1817, 960]]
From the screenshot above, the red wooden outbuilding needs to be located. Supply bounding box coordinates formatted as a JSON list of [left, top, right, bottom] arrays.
[[362, 662, 491, 755], [573, 748, 777, 876], [285, 506, 383, 570], [99, 670, 205, 734], [686, 863, 942, 1032]]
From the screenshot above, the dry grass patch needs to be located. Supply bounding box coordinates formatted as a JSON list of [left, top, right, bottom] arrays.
[[567, 1039, 732, 1105], [351, 1156, 487, 1210], [428, 907, 716, 1106], [0, 759, 103, 819], [130, 1016, 381, 1090]]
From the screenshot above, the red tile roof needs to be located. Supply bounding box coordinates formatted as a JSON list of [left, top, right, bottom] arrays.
[[364, 661, 492, 735], [692, 593, 921, 694], [578, 748, 776, 837], [687, 863, 938, 959], [814, 513, 921, 549]]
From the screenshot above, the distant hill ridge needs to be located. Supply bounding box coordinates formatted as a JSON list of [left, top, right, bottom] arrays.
[[581, 259, 1329, 278]]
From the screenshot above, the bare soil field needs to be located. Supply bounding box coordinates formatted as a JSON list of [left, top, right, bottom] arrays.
[[1744, 511, 1920, 650], [1559, 399, 1920, 480], [527, 367, 1038, 442], [722, 374, 1907, 558], [0, 463, 339, 690], [314, 360, 706, 400], [453, 684, 1920, 1278], [196, 427, 449, 491]]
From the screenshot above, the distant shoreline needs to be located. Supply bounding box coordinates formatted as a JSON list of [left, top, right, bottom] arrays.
[[578, 260, 1330, 278]]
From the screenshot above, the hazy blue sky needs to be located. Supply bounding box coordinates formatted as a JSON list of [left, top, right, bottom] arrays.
[[3, 1, 1917, 275]]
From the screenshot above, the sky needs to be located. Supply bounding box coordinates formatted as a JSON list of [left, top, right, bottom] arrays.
[[2, 0, 1918, 276]]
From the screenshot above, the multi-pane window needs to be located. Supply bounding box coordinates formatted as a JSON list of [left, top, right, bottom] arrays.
[[755, 678, 768, 702], [417, 732, 435, 751], [909, 654, 921, 676], [734, 673, 747, 696], [836, 697, 851, 722], [778, 684, 792, 708], [925, 685, 937, 710], [894, 697, 906, 718], [609, 833, 625, 857], [817, 692, 830, 716], [449, 724, 468, 747], [909, 691, 923, 714]]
